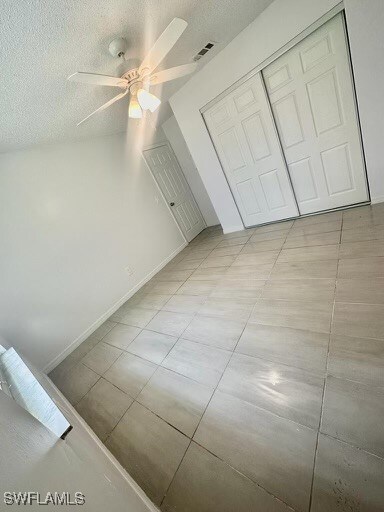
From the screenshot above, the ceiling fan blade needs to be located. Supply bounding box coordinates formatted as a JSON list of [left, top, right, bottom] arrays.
[[150, 63, 198, 85], [68, 72, 128, 88], [139, 18, 188, 75], [77, 90, 129, 126]]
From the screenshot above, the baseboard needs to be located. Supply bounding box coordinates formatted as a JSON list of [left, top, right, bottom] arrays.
[[41, 375, 159, 512], [371, 196, 384, 205], [43, 241, 188, 374]]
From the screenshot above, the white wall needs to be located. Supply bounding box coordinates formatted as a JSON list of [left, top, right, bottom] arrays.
[[343, 0, 384, 203], [170, 0, 384, 231], [0, 379, 157, 511], [162, 116, 219, 226], [0, 124, 186, 371]]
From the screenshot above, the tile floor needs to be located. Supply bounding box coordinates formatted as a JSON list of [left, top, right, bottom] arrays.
[[50, 203, 384, 512]]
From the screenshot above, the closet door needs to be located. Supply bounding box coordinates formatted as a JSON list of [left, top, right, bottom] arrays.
[[263, 13, 368, 215], [204, 72, 299, 227]]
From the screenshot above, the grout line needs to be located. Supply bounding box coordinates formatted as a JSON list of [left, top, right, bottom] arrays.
[[307, 218, 341, 512]]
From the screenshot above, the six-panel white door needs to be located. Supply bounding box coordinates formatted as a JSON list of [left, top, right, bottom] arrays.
[[204, 72, 299, 227], [143, 144, 206, 242], [263, 13, 368, 214]]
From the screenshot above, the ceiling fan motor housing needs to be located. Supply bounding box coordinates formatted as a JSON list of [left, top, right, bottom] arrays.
[[108, 37, 128, 58]]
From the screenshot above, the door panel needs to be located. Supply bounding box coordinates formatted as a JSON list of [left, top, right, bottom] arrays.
[[263, 13, 368, 214], [143, 144, 205, 242], [204, 72, 298, 227]]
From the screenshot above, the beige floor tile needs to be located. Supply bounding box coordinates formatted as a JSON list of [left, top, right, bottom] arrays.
[[342, 204, 384, 230], [283, 231, 341, 249], [138, 367, 213, 437], [321, 376, 384, 457], [75, 378, 132, 441], [209, 245, 243, 257], [249, 229, 290, 243], [241, 238, 285, 253], [162, 442, 292, 512], [162, 295, 207, 314], [271, 259, 338, 279], [233, 250, 279, 266], [161, 339, 231, 388], [199, 255, 236, 268], [225, 262, 274, 279], [337, 256, 384, 278], [211, 279, 265, 300], [102, 324, 141, 350], [156, 270, 194, 282], [293, 211, 342, 227], [188, 267, 228, 281], [54, 362, 99, 405], [311, 434, 384, 512], [328, 334, 384, 387], [126, 330, 177, 364], [150, 281, 184, 295], [335, 278, 384, 304], [105, 402, 189, 506], [103, 352, 157, 398], [91, 320, 117, 340], [82, 342, 122, 375], [183, 315, 246, 350], [277, 244, 340, 263], [343, 204, 383, 220], [49, 336, 99, 383], [132, 293, 172, 310], [146, 310, 193, 337], [251, 299, 333, 333], [236, 323, 328, 374], [217, 235, 251, 247], [218, 353, 323, 428], [183, 249, 213, 260], [194, 391, 317, 512], [176, 280, 216, 296], [174, 258, 204, 270], [289, 219, 341, 237], [264, 278, 335, 301], [199, 297, 254, 321], [342, 224, 384, 243], [332, 302, 384, 339], [117, 307, 158, 328], [339, 239, 384, 259], [252, 220, 294, 234]]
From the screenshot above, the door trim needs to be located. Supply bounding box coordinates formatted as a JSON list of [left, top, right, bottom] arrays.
[[200, 2, 345, 115], [341, 11, 371, 203], [142, 141, 206, 242]]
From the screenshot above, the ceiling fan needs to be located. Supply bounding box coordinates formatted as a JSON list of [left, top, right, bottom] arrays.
[[68, 18, 197, 126]]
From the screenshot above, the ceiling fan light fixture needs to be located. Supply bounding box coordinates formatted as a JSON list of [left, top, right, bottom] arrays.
[[137, 88, 161, 112], [128, 96, 143, 118]]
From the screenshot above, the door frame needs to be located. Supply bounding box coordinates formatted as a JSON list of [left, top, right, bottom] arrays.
[[142, 141, 206, 242], [200, 3, 371, 227]]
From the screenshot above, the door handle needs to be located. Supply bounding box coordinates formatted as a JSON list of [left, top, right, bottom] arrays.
[[170, 202, 175, 207]]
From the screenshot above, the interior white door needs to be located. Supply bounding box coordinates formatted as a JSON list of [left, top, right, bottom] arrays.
[[143, 143, 205, 242], [263, 13, 368, 215], [204, 72, 299, 227]]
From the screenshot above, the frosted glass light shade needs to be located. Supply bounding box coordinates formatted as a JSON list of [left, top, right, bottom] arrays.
[[137, 88, 161, 112], [128, 96, 143, 118]]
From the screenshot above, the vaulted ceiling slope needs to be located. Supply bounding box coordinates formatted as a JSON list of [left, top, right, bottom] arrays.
[[0, 0, 273, 152]]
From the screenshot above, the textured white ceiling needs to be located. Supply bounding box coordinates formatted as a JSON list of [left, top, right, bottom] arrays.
[[0, 0, 274, 152]]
